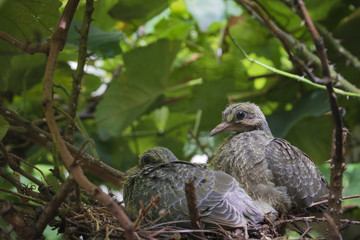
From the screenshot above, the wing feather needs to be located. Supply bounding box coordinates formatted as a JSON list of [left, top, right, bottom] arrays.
[[265, 138, 329, 208], [124, 161, 265, 228]]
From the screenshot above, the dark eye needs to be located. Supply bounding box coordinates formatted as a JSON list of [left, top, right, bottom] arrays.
[[236, 111, 245, 120]]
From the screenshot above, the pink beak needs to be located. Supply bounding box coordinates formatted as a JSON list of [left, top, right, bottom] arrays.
[[209, 122, 231, 136]]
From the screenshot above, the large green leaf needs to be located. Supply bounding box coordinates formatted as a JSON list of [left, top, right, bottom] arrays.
[[285, 114, 333, 165], [109, 0, 169, 22], [305, 0, 342, 21], [0, 0, 61, 41], [67, 20, 123, 58], [7, 54, 46, 95], [229, 17, 283, 68], [96, 39, 181, 136], [268, 90, 330, 138], [0, 0, 61, 91]]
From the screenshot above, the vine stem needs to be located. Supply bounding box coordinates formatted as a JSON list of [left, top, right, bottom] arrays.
[[227, 30, 360, 98]]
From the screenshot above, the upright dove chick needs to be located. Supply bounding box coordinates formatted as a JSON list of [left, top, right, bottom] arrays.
[[123, 147, 275, 229], [209, 103, 329, 213]]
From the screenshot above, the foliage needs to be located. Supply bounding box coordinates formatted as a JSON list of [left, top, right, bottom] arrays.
[[0, 0, 360, 239]]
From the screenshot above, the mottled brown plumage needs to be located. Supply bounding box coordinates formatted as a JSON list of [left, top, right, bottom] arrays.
[[209, 103, 329, 213], [123, 147, 275, 229]]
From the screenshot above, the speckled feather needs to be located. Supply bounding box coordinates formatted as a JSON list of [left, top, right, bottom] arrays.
[[123, 147, 267, 228], [210, 103, 329, 213], [265, 138, 329, 208]]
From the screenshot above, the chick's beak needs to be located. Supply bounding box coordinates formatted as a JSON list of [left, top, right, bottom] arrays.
[[209, 121, 231, 136]]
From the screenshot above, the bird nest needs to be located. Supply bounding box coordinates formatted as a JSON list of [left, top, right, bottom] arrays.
[[56, 199, 279, 240]]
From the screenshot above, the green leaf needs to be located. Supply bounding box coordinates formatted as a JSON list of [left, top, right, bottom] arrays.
[[91, 0, 119, 31], [82, 74, 102, 96], [0, 0, 61, 42], [109, 0, 169, 22], [305, 0, 342, 21], [342, 163, 360, 207], [154, 15, 194, 40], [7, 54, 46, 95], [0, 0, 60, 91], [229, 18, 283, 67], [0, 115, 9, 140], [268, 90, 330, 138], [96, 39, 181, 136], [67, 20, 123, 58], [190, 78, 235, 131], [284, 114, 333, 165]]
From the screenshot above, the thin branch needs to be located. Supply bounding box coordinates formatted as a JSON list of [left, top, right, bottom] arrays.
[[0, 168, 23, 191], [310, 194, 360, 207], [227, 30, 360, 98], [0, 30, 49, 55], [316, 24, 360, 71], [0, 104, 124, 186], [274, 216, 360, 226], [0, 201, 37, 239], [41, 1, 134, 239], [235, 0, 324, 84], [33, 177, 76, 239], [0, 142, 9, 166], [185, 178, 205, 239], [0, 143, 54, 196], [188, 130, 210, 159], [54, 105, 99, 159], [65, 0, 94, 143], [294, 2, 345, 239], [234, 0, 360, 94], [0, 187, 47, 205], [299, 224, 312, 239], [133, 196, 161, 230], [11, 153, 52, 188]]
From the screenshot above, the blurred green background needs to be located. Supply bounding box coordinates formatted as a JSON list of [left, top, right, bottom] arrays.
[[0, 0, 360, 238]]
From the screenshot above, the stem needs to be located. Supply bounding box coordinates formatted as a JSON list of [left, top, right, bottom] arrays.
[[294, 1, 345, 239], [41, 0, 134, 238], [65, 0, 94, 143]]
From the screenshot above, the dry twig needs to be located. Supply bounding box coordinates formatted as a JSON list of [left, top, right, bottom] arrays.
[[133, 196, 161, 230], [185, 177, 206, 239], [0, 201, 37, 239]]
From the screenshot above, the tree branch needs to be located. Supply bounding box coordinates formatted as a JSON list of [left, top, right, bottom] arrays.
[[0, 104, 124, 186], [33, 177, 76, 239], [0, 143, 55, 196], [0, 30, 49, 55], [294, 1, 345, 239], [234, 0, 360, 94], [227, 30, 360, 98], [41, 0, 133, 239], [132, 196, 161, 230], [65, 0, 94, 143], [0, 201, 36, 239], [316, 24, 360, 71]]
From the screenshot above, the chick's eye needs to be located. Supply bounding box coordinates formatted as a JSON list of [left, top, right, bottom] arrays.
[[236, 111, 245, 120]]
